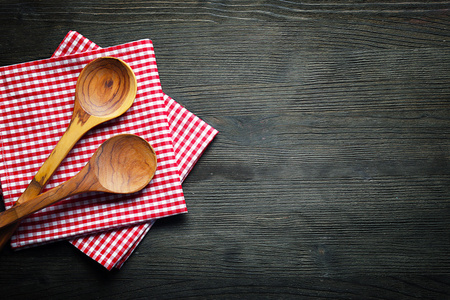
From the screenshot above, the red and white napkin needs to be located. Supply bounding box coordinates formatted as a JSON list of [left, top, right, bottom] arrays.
[[0, 31, 218, 269], [56, 32, 218, 269]]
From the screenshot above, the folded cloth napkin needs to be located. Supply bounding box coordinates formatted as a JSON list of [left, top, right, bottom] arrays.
[[0, 32, 217, 269], [52, 31, 218, 269]]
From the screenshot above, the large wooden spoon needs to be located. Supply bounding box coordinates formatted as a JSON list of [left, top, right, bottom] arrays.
[[0, 134, 157, 230], [0, 57, 137, 249]]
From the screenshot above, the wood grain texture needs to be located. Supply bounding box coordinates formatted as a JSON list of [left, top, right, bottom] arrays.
[[75, 57, 137, 118], [0, 0, 449, 299]]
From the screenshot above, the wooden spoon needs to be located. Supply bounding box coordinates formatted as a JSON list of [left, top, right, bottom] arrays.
[[0, 57, 137, 249], [0, 134, 157, 230]]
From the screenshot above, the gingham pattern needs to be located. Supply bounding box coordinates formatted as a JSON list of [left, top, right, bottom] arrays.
[[72, 93, 218, 270], [0, 31, 218, 270], [0, 40, 187, 249], [53, 32, 100, 57], [55, 32, 218, 269]]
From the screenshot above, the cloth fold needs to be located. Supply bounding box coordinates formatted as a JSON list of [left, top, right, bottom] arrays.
[[0, 31, 217, 269]]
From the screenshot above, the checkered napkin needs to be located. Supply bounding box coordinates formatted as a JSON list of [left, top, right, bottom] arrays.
[[0, 32, 217, 269], [53, 31, 218, 269]]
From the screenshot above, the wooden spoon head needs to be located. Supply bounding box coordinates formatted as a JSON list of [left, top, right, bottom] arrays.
[[75, 57, 137, 119], [92, 134, 157, 194]]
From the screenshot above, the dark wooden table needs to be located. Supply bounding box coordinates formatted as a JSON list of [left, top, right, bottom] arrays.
[[1, 1, 449, 299]]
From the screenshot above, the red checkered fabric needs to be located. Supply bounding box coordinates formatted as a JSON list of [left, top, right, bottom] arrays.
[[53, 32, 101, 57], [0, 32, 218, 270]]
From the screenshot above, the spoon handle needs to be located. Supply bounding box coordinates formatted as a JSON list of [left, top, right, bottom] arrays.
[[0, 110, 98, 249], [19, 110, 97, 204], [0, 166, 95, 229]]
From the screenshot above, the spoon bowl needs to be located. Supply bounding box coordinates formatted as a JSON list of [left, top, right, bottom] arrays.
[[75, 57, 137, 118], [94, 134, 157, 193], [0, 134, 157, 229]]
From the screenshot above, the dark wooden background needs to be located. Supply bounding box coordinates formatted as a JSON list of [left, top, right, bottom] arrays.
[[1, 1, 449, 299]]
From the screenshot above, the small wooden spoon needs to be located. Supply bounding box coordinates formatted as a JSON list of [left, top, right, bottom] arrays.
[[0, 134, 157, 229], [0, 57, 137, 249], [27, 56, 138, 199]]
